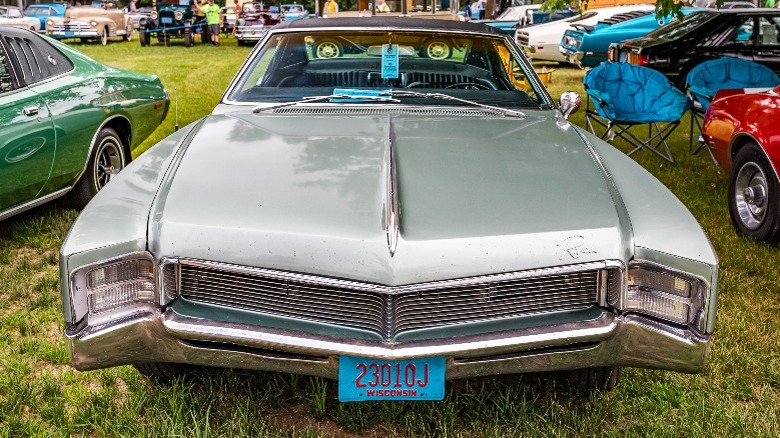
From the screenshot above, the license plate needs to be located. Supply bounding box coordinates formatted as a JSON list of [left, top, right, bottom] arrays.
[[161, 17, 173, 24], [338, 356, 445, 402], [64, 31, 75, 37]]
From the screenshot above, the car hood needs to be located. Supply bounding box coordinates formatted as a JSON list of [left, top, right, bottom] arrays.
[[148, 110, 630, 285]]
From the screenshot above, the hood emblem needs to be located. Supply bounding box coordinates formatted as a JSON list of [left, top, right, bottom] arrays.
[[558, 235, 598, 260]]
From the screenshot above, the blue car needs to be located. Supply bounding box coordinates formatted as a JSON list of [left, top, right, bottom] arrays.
[[23, 2, 67, 32], [560, 8, 701, 69]]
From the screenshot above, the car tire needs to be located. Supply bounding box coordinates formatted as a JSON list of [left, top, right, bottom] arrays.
[[124, 23, 132, 41], [184, 26, 192, 47], [422, 39, 452, 59], [566, 366, 623, 391], [134, 362, 187, 381], [728, 143, 780, 243], [313, 40, 342, 58], [139, 28, 149, 46], [70, 127, 128, 210], [99, 27, 108, 45]]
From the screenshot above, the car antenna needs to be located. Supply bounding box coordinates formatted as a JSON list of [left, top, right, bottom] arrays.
[[174, 87, 179, 132]]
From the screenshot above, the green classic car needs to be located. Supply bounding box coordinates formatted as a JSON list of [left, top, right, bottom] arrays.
[[0, 27, 169, 220], [60, 19, 718, 402]]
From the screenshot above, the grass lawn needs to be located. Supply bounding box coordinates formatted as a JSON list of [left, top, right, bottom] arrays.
[[1, 37, 780, 437]]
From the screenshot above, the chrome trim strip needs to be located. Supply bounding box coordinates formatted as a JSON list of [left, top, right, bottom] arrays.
[[66, 308, 711, 377], [385, 113, 399, 256], [0, 187, 69, 222], [170, 257, 622, 295]]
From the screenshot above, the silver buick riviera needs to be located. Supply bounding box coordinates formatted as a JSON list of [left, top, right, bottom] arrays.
[[60, 18, 718, 402]]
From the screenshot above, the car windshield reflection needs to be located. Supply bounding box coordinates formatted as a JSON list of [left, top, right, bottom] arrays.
[[227, 30, 549, 109]]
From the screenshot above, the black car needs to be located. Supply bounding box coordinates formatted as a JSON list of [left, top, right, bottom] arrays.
[[608, 9, 780, 88], [139, 0, 210, 47]]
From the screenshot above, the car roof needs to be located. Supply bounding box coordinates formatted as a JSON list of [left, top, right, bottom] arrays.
[[272, 17, 507, 36]]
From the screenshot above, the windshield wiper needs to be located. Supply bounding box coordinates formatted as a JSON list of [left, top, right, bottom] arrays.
[[253, 91, 400, 113], [390, 91, 526, 119]]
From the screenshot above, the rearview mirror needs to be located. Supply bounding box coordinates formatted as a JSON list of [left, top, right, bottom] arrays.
[[559, 91, 581, 120]]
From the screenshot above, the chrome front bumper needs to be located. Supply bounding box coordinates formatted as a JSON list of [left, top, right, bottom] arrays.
[[66, 307, 710, 379], [235, 26, 268, 41], [49, 30, 100, 38]]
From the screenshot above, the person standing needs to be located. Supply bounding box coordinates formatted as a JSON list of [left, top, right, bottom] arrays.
[[463, 0, 472, 21], [471, 0, 481, 20], [199, 0, 222, 45], [376, 0, 390, 12]]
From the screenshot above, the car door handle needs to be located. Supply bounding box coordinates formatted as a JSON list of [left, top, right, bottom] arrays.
[[23, 106, 39, 116]]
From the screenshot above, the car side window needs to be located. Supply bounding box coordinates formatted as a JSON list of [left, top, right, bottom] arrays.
[[758, 17, 780, 46], [9, 9, 22, 18], [1, 31, 73, 86], [726, 17, 755, 45], [0, 46, 15, 94]]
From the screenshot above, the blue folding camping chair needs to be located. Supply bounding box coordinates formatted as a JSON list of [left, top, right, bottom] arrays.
[[584, 62, 691, 162], [686, 57, 780, 159]]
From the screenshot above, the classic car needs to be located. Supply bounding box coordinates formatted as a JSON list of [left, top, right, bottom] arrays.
[[221, 5, 238, 34], [0, 27, 168, 222], [280, 3, 308, 20], [46, 4, 133, 44], [560, 9, 701, 69], [59, 18, 718, 401], [127, 6, 153, 30], [516, 4, 655, 63], [23, 3, 67, 32], [235, 3, 281, 46], [0, 5, 42, 32], [608, 9, 780, 88], [472, 5, 541, 34], [701, 85, 780, 243], [138, 0, 209, 47]]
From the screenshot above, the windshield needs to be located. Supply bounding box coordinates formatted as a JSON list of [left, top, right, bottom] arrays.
[[226, 30, 550, 110], [644, 10, 716, 40]]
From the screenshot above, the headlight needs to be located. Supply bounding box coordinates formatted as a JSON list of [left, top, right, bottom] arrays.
[[47, 19, 53, 26], [174, 11, 183, 20], [150, 11, 158, 19], [90, 20, 97, 26], [72, 255, 156, 315], [616, 261, 707, 331]]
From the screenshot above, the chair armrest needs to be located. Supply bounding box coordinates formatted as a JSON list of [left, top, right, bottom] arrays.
[[687, 86, 713, 103]]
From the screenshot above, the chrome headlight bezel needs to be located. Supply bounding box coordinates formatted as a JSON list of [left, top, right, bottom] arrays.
[[150, 10, 158, 19], [90, 20, 98, 26], [174, 10, 183, 21]]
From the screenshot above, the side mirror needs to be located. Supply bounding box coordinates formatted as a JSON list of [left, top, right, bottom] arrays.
[[559, 91, 581, 120]]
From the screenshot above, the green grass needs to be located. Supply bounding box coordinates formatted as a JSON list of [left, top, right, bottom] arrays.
[[2, 38, 780, 437]]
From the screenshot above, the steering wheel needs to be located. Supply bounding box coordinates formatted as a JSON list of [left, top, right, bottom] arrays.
[[444, 82, 490, 90]]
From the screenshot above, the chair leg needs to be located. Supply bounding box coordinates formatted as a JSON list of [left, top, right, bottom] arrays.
[[688, 108, 718, 164], [613, 121, 677, 163]]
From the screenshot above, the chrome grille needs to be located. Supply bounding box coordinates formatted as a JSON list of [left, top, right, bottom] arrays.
[[50, 22, 91, 32], [165, 258, 617, 340]]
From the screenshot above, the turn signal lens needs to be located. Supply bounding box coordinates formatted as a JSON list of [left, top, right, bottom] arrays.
[[86, 260, 154, 313], [624, 263, 702, 326]]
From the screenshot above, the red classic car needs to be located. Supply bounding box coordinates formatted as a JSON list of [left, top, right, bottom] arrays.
[[702, 85, 780, 243]]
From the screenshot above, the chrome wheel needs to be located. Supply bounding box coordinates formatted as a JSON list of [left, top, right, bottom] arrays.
[[425, 40, 450, 59], [734, 160, 768, 230], [92, 136, 124, 192], [100, 27, 108, 45], [315, 41, 340, 58]]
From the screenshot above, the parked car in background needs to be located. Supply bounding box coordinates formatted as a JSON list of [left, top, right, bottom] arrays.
[[127, 6, 153, 30], [474, 4, 541, 34], [0, 5, 42, 32], [560, 8, 701, 69], [60, 18, 718, 401], [235, 3, 281, 46], [702, 85, 780, 243], [139, 0, 209, 47], [280, 3, 308, 20], [23, 3, 67, 32], [0, 27, 168, 222], [46, 4, 132, 44], [516, 4, 655, 63], [221, 5, 238, 35], [609, 9, 780, 88]]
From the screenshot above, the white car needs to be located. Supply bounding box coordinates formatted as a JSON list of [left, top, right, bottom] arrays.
[[515, 5, 654, 63], [0, 5, 41, 32]]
